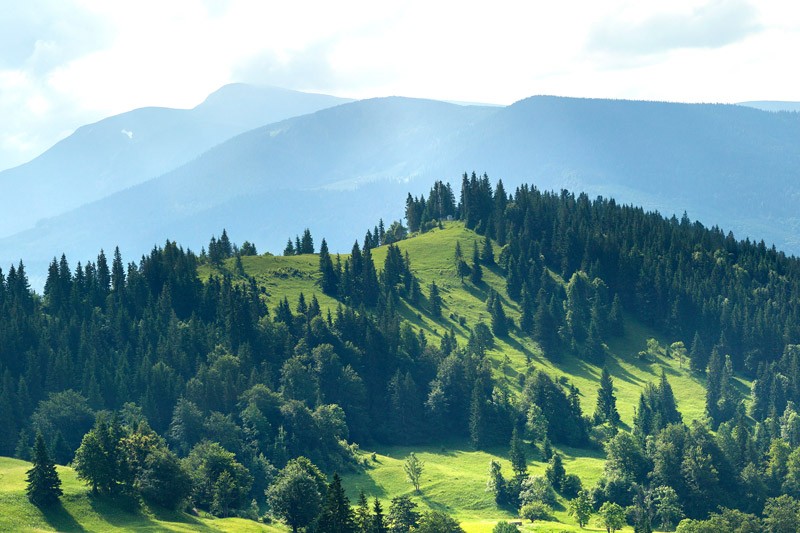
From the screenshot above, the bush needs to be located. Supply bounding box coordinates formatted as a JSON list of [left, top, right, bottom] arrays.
[[492, 521, 519, 533], [561, 473, 583, 499], [520, 501, 551, 522]]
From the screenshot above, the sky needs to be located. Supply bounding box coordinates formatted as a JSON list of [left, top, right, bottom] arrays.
[[1, 0, 798, 172]]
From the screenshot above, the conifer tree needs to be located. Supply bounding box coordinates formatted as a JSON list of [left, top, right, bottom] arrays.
[[470, 241, 483, 284], [593, 368, 620, 428], [284, 239, 295, 256], [546, 453, 566, 492], [319, 238, 338, 296], [428, 281, 442, 318], [371, 498, 387, 533], [26, 433, 62, 506], [510, 426, 527, 477], [481, 235, 495, 265], [318, 473, 355, 533], [301, 229, 314, 254], [491, 295, 508, 337], [354, 490, 371, 532]]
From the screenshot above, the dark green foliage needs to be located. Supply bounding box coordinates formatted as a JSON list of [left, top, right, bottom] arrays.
[[594, 368, 621, 427], [522, 371, 588, 446], [31, 390, 95, 464], [26, 433, 62, 506], [319, 238, 338, 296], [266, 457, 325, 532], [545, 453, 566, 492], [73, 415, 129, 494], [388, 494, 420, 533], [481, 235, 495, 266], [633, 373, 682, 441], [317, 473, 355, 533], [185, 440, 253, 515], [509, 426, 526, 477], [138, 446, 192, 509], [371, 497, 387, 533], [470, 242, 483, 284], [428, 281, 442, 318]]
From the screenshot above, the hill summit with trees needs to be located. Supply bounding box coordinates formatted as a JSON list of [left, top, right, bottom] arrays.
[[4, 174, 800, 530]]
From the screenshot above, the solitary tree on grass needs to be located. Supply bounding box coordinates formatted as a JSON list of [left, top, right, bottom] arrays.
[[26, 433, 62, 506], [404, 452, 424, 493]]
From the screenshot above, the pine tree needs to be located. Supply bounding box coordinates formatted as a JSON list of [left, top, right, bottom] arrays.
[[318, 473, 355, 533], [371, 498, 387, 533], [319, 238, 338, 296], [510, 426, 527, 477], [26, 433, 62, 506], [354, 490, 371, 532], [481, 235, 495, 265], [546, 453, 566, 492], [428, 281, 442, 318], [491, 296, 509, 337], [593, 368, 620, 427], [301, 229, 314, 254], [284, 239, 295, 256], [470, 241, 483, 284]]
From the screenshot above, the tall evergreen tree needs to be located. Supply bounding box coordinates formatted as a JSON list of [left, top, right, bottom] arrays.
[[470, 241, 483, 284], [319, 238, 338, 296], [428, 282, 442, 318], [318, 473, 355, 533], [26, 433, 62, 506], [481, 235, 495, 265], [593, 368, 621, 428], [510, 426, 527, 477]]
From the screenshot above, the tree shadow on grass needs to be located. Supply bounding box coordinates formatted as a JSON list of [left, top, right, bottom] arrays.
[[40, 501, 86, 532], [87, 493, 215, 531], [420, 494, 454, 514], [147, 504, 213, 530]]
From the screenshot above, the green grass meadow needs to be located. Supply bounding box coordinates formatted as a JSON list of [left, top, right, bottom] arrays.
[[0, 457, 284, 532]]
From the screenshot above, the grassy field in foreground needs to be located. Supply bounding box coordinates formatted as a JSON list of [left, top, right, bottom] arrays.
[[0, 457, 283, 533]]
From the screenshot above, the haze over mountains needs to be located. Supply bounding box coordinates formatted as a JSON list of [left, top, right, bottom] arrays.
[[2, 86, 800, 289], [0, 84, 350, 238]]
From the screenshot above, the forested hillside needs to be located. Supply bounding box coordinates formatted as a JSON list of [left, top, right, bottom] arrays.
[[4, 175, 800, 531]]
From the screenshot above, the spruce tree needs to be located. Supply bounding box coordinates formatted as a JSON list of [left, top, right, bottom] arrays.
[[301, 229, 314, 254], [284, 238, 295, 256], [491, 296, 509, 337], [481, 235, 495, 265], [371, 498, 387, 533], [318, 473, 355, 533], [319, 238, 338, 296], [26, 433, 62, 506], [510, 426, 527, 477], [428, 281, 442, 318], [593, 368, 620, 428], [470, 241, 483, 284]]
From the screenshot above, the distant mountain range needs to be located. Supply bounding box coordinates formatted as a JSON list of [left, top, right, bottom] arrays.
[[739, 101, 800, 113], [0, 84, 350, 238], [2, 89, 800, 289]]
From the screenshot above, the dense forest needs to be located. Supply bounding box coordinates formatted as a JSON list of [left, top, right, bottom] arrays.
[[6, 173, 800, 530]]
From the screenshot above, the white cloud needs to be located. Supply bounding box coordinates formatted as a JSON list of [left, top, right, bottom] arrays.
[[0, 0, 799, 171]]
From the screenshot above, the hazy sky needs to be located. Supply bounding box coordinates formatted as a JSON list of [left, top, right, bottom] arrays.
[[1, 0, 798, 171]]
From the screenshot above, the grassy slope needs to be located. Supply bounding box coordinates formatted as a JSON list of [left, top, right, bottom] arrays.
[[201, 221, 744, 532], [187, 222, 754, 531], [0, 457, 285, 533]]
